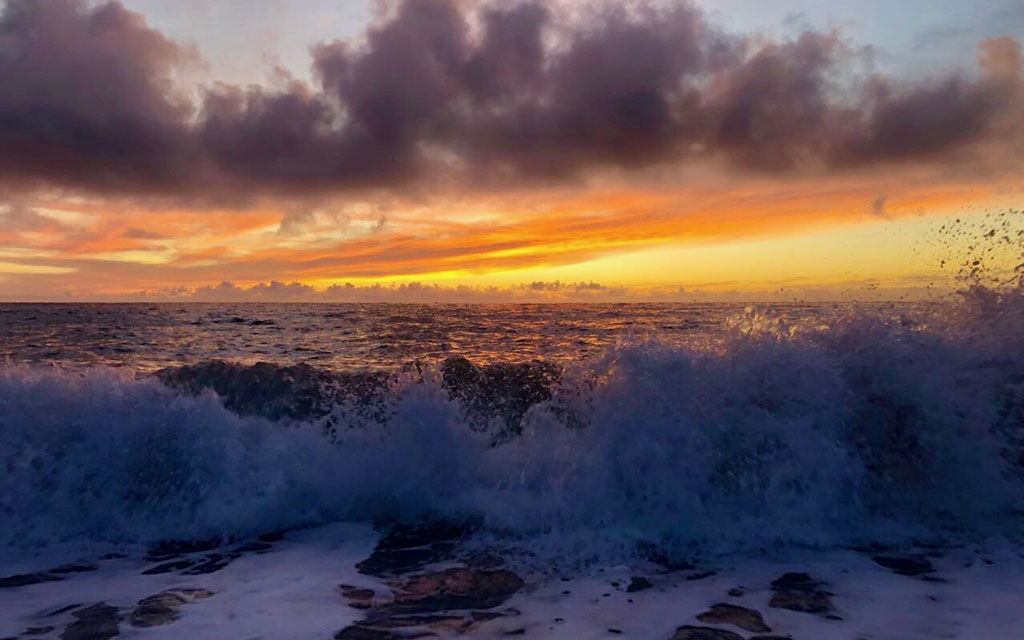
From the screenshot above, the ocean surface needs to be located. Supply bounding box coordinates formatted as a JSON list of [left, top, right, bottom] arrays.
[[0, 302, 845, 371], [1, 293, 1023, 563]]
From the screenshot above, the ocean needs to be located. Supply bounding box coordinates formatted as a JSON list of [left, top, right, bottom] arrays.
[[2, 292, 1024, 638], [0, 302, 833, 371], [2, 294, 1022, 558]]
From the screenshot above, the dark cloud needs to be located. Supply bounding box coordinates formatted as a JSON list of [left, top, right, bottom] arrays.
[[706, 31, 840, 170], [834, 75, 1004, 164], [0, 0, 197, 192], [461, 2, 711, 177], [0, 0, 1020, 200]]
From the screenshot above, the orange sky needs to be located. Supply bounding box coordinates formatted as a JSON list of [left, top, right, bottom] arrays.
[[0, 1, 1022, 301], [2, 164, 1019, 301]]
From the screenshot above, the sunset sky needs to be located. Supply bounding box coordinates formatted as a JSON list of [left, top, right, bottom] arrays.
[[0, 0, 1022, 301]]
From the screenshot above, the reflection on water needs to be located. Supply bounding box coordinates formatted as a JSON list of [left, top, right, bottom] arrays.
[[0, 302, 912, 371]]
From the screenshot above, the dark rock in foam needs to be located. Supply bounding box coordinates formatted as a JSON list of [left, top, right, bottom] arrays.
[[335, 627, 398, 640], [671, 626, 745, 640], [61, 604, 119, 640], [441, 356, 561, 440], [356, 521, 475, 577], [23, 627, 55, 636], [339, 545, 524, 640], [768, 572, 835, 615], [376, 567, 525, 615], [0, 573, 62, 589], [155, 357, 565, 440], [155, 360, 394, 424], [49, 564, 98, 575], [872, 554, 935, 576], [130, 588, 215, 628], [696, 603, 771, 633]]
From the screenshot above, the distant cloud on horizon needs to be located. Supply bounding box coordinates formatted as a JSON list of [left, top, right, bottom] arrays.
[[42, 277, 945, 304]]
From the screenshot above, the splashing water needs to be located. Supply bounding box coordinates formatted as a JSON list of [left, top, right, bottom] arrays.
[[2, 286, 1023, 564]]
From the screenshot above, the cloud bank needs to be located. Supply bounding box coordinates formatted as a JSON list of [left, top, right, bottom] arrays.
[[100, 278, 938, 304], [1, 0, 1021, 200]]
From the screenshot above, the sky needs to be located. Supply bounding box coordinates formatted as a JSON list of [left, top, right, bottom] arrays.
[[0, 0, 1022, 302]]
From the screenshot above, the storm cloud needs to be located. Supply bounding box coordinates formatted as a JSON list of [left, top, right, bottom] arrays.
[[0, 0, 1021, 199], [0, 0, 198, 192]]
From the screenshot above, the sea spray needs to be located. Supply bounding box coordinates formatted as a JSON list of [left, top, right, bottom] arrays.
[[1, 289, 1023, 563]]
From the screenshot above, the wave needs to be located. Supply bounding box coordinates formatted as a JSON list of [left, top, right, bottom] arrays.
[[2, 287, 1023, 562]]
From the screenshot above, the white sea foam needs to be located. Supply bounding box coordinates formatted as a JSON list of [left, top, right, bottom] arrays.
[[2, 289, 1022, 562]]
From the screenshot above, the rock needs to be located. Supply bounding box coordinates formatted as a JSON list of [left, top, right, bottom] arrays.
[[129, 601, 179, 627], [382, 567, 524, 614], [61, 604, 119, 640], [341, 586, 376, 601], [0, 573, 62, 589], [727, 587, 745, 597], [626, 577, 653, 593], [155, 361, 393, 424], [357, 521, 474, 577], [769, 572, 834, 615], [769, 589, 833, 614], [696, 603, 771, 633], [348, 609, 516, 638], [671, 626, 745, 640], [339, 565, 523, 639], [686, 571, 716, 581], [378, 521, 475, 550], [441, 356, 562, 440], [49, 564, 98, 575], [357, 547, 449, 577], [23, 627, 55, 636], [872, 555, 935, 576], [44, 604, 86, 617], [130, 588, 214, 628], [362, 614, 473, 632], [335, 627, 398, 640], [472, 609, 517, 622], [770, 573, 815, 592]]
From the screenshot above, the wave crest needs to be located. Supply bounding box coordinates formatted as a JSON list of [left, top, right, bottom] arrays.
[[2, 290, 1023, 561]]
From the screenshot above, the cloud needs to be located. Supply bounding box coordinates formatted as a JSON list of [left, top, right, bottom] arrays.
[[121, 227, 168, 240], [0, 0, 198, 193], [130, 279, 668, 303], [79, 277, 946, 304], [0, 0, 1020, 201], [0, 203, 56, 232]]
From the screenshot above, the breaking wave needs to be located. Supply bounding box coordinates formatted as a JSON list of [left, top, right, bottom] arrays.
[[2, 287, 1023, 562]]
